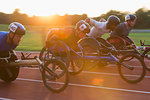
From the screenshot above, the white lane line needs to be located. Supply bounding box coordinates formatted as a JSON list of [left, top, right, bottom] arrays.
[[0, 97, 14, 100], [82, 71, 150, 78], [17, 78, 150, 94], [22, 67, 150, 78]]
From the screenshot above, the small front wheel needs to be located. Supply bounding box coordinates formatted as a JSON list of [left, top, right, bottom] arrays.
[[41, 59, 69, 93], [118, 54, 146, 83]]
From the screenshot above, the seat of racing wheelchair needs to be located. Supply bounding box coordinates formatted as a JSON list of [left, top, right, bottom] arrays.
[[78, 37, 116, 56], [107, 35, 132, 50], [96, 37, 113, 48]]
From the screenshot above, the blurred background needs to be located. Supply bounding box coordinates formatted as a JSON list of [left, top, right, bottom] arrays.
[[0, 0, 150, 51]]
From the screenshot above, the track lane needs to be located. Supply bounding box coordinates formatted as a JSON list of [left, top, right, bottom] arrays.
[[0, 52, 150, 100]]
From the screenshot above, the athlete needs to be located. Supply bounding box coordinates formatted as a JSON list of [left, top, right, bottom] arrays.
[[0, 22, 26, 56], [110, 14, 137, 45], [85, 15, 120, 39], [0, 22, 26, 82], [45, 20, 90, 50]]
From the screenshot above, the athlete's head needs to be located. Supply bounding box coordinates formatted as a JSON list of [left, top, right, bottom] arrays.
[[8, 22, 26, 45], [75, 20, 91, 38], [125, 14, 137, 27], [106, 15, 120, 31]]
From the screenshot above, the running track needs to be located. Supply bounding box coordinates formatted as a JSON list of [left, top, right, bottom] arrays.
[[0, 52, 150, 100]]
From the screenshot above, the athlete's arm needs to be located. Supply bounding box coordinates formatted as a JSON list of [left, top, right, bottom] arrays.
[[89, 19, 105, 29]]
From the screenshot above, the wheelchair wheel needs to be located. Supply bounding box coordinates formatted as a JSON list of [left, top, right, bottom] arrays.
[[41, 59, 69, 93], [69, 44, 85, 75], [39, 47, 52, 64], [78, 37, 101, 70], [0, 51, 19, 83], [39, 41, 70, 68], [142, 48, 150, 71], [118, 53, 146, 83]]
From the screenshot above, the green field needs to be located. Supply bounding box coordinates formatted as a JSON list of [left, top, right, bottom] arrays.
[[0, 24, 150, 51]]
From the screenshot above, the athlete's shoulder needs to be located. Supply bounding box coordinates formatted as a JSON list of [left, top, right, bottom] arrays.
[[118, 22, 125, 27], [100, 21, 107, 27], [0, 31, 8, 38], [0, 31, 9, 35]]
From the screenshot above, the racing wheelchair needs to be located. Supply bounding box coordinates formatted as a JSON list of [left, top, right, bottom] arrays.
[[39, 39, 84, 75], [39, 37, 146, 84], [78, 37, 146, 83], [0, 50, 69, 93], [107, 34, 150, 71]]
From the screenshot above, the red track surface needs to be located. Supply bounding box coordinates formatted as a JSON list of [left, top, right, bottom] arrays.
[[0, 52, 150, 100]]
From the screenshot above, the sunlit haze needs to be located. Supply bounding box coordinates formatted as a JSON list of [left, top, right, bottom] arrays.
[[1, 0, 150, 17]]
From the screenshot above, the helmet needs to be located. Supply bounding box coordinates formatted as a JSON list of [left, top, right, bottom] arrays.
[[9, 22, 26, 35], [107, 15, 120, 26], [125, 14, 136, 21], [75, 20, 90, 34]]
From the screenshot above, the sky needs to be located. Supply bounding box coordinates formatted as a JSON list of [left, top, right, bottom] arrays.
[[1, 0, 150, 17]]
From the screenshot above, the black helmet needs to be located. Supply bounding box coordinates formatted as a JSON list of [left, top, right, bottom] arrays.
[[107, 15, 120, 26], [125, 14, 137, 21], [75, 20, 90, 34], [9, 22, 26, 35]]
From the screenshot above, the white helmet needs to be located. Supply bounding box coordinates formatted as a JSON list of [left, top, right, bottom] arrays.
[[125, 14, 137, 21], [75, 20, 90, 34], [9, 22, 26, 35]]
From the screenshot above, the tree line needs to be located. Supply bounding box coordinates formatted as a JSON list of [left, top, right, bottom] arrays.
[[0, 8, 150, 29]]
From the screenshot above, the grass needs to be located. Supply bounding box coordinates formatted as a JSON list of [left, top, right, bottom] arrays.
[[0, 24, 9, 31], [16, 32, 44, 51], [0, 24, 150, 51]]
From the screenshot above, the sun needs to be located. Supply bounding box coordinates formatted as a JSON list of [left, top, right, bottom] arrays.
[[1, 0, 150, 17]]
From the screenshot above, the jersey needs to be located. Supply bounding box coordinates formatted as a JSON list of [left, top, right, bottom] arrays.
[[46, 27, 80, 50], [111, 22, 132, 38], [87, 19, 110, 38], [0, 31, 17, 52], [110, 22, 133, 43]]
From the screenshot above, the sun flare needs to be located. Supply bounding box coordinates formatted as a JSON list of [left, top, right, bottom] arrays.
[[1, 0, 150, 17]]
